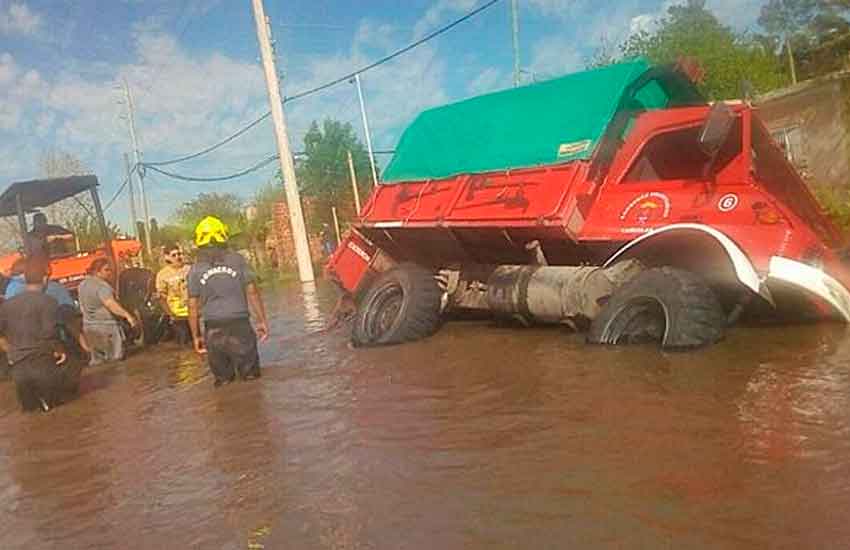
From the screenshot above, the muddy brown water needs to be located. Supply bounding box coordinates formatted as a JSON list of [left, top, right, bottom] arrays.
[[2, 283, 850, 549]]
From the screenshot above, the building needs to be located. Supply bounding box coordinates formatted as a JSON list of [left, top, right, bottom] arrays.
[[756, 70, 850, 189]]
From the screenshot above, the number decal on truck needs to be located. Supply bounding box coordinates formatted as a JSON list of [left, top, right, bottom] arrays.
[[718, 193, 739, 212]]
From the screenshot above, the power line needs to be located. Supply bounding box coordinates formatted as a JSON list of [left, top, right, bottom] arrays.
[[283, 0, 502, 103], [104, 164, 138, 211], [143, 0, 500, 167], [143, 113, 271, 167], [144, 154, 279, 182]]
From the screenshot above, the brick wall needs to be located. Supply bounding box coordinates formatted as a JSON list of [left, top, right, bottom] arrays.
[[266, 200, 324, 269]]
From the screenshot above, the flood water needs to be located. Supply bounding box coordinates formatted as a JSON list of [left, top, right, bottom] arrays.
[[2, 282, 850, 549]]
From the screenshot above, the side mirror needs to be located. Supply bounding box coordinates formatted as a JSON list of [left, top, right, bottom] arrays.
[[699, 102, 735, 156]]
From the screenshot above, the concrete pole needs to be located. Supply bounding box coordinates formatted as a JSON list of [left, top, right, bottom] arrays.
[[511, 0, 520, 87], [123, 152, 138, 238], [331, 206, 341, 244], [122, 79, 153, 259], [251, 0, 315, 282], [346, 150, 362, 214], [353, 73, 379, 188]]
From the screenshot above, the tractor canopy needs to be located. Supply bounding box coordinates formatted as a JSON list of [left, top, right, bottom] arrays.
[[381, 57, 704, 183], [0, 175, 98, 216]]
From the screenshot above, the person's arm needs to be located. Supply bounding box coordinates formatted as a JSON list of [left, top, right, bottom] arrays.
[[155, 271, 174, 317], [188, 296, 205, 354], [238, 255, 268, 342], [102, 296, 137, 327], [41, 299, 66, 364], [245, 282, 269, 342], [186, 268, 205, 354]]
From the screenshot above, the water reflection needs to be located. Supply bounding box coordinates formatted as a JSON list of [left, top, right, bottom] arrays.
[[1, 284, 850, 548]]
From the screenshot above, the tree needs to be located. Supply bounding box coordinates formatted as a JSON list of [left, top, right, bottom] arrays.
[[67, 212, 121, 251], [39, 150, 91, 230], [296, 119, 372, 231], [174, 192, 245, 234], [623, 0, 786, 99], [759, 0, 818, 84]]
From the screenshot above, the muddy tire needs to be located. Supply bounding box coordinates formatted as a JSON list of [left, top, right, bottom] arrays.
[[118, 268, 166, 347], [351, 263, 442, 347], [587, 267, 725, 350]]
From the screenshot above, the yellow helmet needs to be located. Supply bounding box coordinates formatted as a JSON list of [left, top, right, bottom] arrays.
[[194, 216, 229, 247]]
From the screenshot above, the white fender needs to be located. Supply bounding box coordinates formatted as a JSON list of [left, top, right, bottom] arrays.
[[768, 256, 850, 322], [603, 223, 769, 302]]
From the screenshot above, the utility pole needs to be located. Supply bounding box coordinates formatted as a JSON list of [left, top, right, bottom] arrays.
[[511, 0, 520, 87], [123, 153, 138, 238], [251, 0, 315, 283], [346, 150, 362, 214], [121, 78, 152, 259], [331, 206, 341, 244], [353, 73, 379, 187]]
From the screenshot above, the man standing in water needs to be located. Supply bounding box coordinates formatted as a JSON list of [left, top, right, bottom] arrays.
[[187, 216, 269, 386], [0, 260, 80, 412]]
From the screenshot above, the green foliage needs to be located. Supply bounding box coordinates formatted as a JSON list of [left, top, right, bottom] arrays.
[[621, 0, 786, 99], [813, 185, 850, 237], [758, 0, 818, 38], [174, 192, 245, 234], [244, 181, 285, 244], [296, 119, 372, 231]]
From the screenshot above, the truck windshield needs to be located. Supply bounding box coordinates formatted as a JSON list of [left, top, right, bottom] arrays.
[[623, 120, 741, 183], [752, 118, 837, 246]]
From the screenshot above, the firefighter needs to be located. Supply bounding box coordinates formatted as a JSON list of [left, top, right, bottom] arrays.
[[187, 216, 269, 386]]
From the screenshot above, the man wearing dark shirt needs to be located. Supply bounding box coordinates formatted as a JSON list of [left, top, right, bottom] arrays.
[[188, 216, 269, 386], [0, 260, 80, 412]]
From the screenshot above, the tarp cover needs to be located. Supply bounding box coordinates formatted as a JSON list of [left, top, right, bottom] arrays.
[[382, 58, 684, 183], [0, 175, 98, 217]]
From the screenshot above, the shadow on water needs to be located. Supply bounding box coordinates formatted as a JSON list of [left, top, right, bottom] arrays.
[[2, 282, 850, 548]]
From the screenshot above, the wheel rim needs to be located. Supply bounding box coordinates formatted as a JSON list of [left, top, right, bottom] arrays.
[[362, 282, 405, 342], [600, 297, 668, 345]]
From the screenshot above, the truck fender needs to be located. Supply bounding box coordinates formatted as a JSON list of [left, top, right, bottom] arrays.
[[768, 256, 850, 322], [602, 223, 771, 304]]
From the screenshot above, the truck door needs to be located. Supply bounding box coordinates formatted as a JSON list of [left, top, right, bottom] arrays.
[[583, 123, 727, 239]]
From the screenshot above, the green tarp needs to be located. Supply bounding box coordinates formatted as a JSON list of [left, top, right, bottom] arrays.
[[382, 58, 688, 183]]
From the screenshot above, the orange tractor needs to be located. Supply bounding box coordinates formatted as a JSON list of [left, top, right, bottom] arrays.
[[0, 175, 164, 347]]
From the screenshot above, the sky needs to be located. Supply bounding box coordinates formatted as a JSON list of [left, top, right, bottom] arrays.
[[0, 0, 767, 231]]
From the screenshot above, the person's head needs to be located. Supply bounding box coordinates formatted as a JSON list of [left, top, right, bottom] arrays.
[[163, 243, 185, 267], [32, 212, 47, 229], [194, 216, 229, 249], [87, 258, 114, 281], [24, 258, 49, 288]]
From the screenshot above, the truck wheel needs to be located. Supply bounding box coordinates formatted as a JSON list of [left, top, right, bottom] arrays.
[[351, 263, 442, 347], [587, 267, 725, 350]]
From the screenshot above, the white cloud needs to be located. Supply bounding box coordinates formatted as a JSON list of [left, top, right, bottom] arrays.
[[413, 0, 479, 38], [467, 67, 506, 95], [0, 2, 42, 36], [529, 34, 583, 79]]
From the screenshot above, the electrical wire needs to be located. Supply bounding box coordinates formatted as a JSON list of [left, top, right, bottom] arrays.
[[143, 113, 271, 166], [283, 0, 501, 103], [143, 0, 500, 167], [144, 154, 279, 182], [104, 163, 139, 211]]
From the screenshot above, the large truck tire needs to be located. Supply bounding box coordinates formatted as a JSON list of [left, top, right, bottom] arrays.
[[118, 267, 166, 347], [351, 263, 442, 347], [587, 267, 726, 350]]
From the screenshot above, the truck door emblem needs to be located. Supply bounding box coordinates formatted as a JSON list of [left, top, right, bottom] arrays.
[[718, 193, 739, 212], [620, 192, 671, 224]]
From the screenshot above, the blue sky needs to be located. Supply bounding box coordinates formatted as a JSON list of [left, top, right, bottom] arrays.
[[0, 0, 765, 230]]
